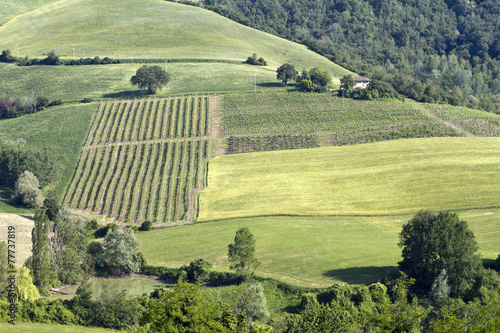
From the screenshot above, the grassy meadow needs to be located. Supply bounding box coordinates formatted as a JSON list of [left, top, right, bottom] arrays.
[[0, 0, 60, 25], [139, 209, 500, 287], [0, 214, 34, 266], [0, 103, 97, 200], [199, 137, 500, 220], [0, 0, 351, 78]]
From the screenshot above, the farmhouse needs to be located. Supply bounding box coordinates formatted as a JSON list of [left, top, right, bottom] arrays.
[[353, 76, 371, 89]]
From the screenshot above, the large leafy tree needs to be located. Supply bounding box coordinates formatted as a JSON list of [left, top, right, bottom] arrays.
[[31, 208, 56, 295], [130, 65, 170, 94], [102, 226, 141, 275], [398, 210, 482, 297], [228, 227, 260, 281], [141, 280, 228, 332], [276, 63, 298, 86]]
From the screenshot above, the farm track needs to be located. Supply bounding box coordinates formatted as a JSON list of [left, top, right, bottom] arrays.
[[66, 96, 212, 225]]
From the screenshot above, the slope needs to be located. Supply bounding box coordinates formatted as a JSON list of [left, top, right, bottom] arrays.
[[0, 0, 351, 78], [198, 137, 500, 220]]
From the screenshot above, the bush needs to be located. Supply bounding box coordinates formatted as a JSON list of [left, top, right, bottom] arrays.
[[12, 170, 44, 207], [140, 220, 153, 231], [245, 53, 267, 66]]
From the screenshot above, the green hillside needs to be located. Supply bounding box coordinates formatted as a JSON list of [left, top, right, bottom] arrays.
[[0, 0, 59, 25], [0, 103, 97, 199], [139, 208, 500, 286], [198, 137, 500, 220], [0, 0, 351, 77]]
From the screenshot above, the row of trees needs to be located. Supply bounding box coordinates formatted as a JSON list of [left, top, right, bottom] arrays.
[[276, 63, 332, 92], [0, 92, 62, 119], [0, 49, 120, 66]]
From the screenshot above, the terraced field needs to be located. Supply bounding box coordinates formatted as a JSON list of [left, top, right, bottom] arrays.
[[64, 95, 213, 224]]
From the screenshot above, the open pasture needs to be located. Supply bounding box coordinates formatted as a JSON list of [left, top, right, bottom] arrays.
[[0, 0, 351, 78], [64, 96, 212, 224], [198, 137, 500, 220], [0, 0, 59, 25], [222, 92, 462, 145], [139, 209, 500, 286]]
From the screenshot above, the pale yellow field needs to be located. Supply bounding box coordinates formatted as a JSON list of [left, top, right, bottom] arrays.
[[0, 214, 34, 266]]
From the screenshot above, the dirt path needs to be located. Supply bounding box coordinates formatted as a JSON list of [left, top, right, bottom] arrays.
[[416, 103, 475, 137]]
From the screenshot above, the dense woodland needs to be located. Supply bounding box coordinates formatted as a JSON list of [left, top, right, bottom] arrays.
[[195, 0, 500, 112]]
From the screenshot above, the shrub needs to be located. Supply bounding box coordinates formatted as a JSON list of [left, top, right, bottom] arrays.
[[12, 170, 44, 207], [140, 220, 153, 231]]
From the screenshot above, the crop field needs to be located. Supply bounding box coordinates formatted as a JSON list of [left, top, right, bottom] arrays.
[[198, 137, 500, 220], [426, 104, 500, 137], [0, 0, 59, 25], [0, 214, 34, 267], [222, 92, 462, 145], [63, 96, 213, 224], [139, 208, 500, 286], [0, 0, 351, 78]]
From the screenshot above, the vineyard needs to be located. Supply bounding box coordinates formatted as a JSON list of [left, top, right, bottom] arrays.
[[64, 95, 213, 224], [223, 92, 463, 145], [426, 104, 500, 137]]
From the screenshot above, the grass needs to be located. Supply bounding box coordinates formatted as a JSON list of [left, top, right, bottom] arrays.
[[0, 0, 351, 77], [0, 0, 60, 25], [0, 187, 33, 214], [138, 208, 500, 287], [0, 103, 97, 203], [198, 137, 500, 220], [0, 214, 34, 267], [47, 277, 170, 301], [0, 322, 113, 333]]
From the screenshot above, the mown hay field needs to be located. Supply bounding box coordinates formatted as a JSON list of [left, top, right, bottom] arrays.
[[198, 137, 500, 220]]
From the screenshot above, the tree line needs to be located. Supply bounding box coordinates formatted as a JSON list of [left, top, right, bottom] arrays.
[[0, 49, 120, 66], [2, 209, 500, 331]]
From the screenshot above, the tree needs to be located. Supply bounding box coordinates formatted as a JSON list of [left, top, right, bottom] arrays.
[[246, 53, 267, 66], [237, 283, 270, 324], [398, 210, 482, 297], [309, 67, 332, 89], [228, 227, 260, 281], [14, 267, 40, 302], [101, 226, 141, 275], [130, 65, 170, 94], [43, 51, 60, 65], [276, 63, 298, 86], [141, 280, 228, 332], [340, 74, 355, 91], [31, 208, 56, 295], [12, 170, 44, 207]]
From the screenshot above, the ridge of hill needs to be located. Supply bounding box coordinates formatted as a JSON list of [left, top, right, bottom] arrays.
[[0, 0, 351, 78]]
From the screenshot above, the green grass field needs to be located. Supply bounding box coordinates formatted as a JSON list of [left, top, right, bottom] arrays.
[[0, 0, 59, 25], [0, 0, 350, 78], [0, 103, 97, 202], [138, 208, 500, 287], [0, 62, 290, 101], [198, 137, 500, 220], [48, 277, 170, 301]]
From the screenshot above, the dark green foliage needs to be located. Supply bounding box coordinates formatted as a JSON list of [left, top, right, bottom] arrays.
[[202, 0, 500, 112], [228, 227, 261, 281], [94, 281, 143, 330], [226, 134, 319, 154], [17, 299, 75, 324], [181, 258, 213, 283], [140, 220, 153, 231], [283, 293, 356, 332], [0, 140, 64, 186], [43, 51, 60, 65], [140, 280, 227, 332], [398, 210, 482, 297], [297, 68, 332, 92], [246, 53, 267, 66], [42, 198, 60, 221], [0, 49, 15, 63], [130, 65, 171, 94], [340, 74, 355, 91], [94, 222, 118, 238], [30, 209, 56, 295], [276, 63, 298, 86]]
